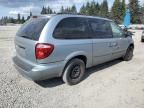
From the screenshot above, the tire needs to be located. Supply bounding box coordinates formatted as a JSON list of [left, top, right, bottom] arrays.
[[62, 58, 85, 85], [141, 39, 144, 42], [123, 46, 134, 61]]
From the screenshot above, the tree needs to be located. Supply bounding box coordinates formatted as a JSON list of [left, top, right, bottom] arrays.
[[46, 6, 52, 14], [111, 0, 122, 23], [30, 11, 32, 16], [53, 11, 56, 14], [17, 13, 21, 23], [89, 0, 95, 15], [94, 3, 100, 16], [26, 11, 33, 21], [9, 17, 15, 23], [71, 5, 77, 13], [41, 6, 46, 14], [27, 16, 30, 20], [100, 0, 108, 17], [41, 6, 54, 14], [80, 1, 103, 16], [21, 16, 25, 23], [0, 16, 17, 25], [129, 0, 141, 23], [59, 5, 77, 13], [60, 6, 64, 13], [80, 4, 86, 14], [49, 7, 53, 14], [139, 4, 144, 24], [85, 2, 90, 15], [121, 0, 126, 19], [65, 7, 71, 12]]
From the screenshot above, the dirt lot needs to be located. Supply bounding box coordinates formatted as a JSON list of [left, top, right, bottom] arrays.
[[0, 26, 144, 108]]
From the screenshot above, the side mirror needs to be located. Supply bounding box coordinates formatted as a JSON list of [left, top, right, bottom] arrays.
[[123, 28, 134, 37]]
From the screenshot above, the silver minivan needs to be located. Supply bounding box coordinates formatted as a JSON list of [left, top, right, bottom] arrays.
[[13, 14, 134, 85]]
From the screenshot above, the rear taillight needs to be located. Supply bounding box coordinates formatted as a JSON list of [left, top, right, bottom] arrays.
[[35, 43, 54, 59]]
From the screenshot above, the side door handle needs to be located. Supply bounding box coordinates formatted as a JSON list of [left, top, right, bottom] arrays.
[[112, 42, 118, 47], [109, 42, 117, 47], [108, 43, 112, 47]]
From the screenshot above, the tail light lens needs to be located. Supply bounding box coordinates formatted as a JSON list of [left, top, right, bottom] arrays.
[[35, 43, 54, 59]]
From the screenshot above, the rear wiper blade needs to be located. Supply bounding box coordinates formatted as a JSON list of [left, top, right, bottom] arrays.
[[21, 35, 31, 39]]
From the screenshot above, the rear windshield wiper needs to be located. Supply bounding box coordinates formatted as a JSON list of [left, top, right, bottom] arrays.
[[20, 35, 32, 39]]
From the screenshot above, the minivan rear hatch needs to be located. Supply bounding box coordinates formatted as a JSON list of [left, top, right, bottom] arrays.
[[15, 17, 49, 63]]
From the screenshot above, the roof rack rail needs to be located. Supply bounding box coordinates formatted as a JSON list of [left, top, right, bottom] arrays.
[[56, 12, 84, 15]]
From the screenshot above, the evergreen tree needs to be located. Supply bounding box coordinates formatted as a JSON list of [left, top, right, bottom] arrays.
[[0, 16, 17, 24], [21, 16, 25, 23], [80, 4, 86, 14], [94, 3, 100, 16], [41, 6, 54, 14], [47, 7, 50, 14], [67, 7, 71, 12], [46, 7, 49, 14], [27, 16, 30, 20], [111, 0, 122, 23], [53, 11, 56, 14], [71, 5, 77, 13], [26, 11, 32, 21], [129, 0, 141, 23], [9, 17, 15, 23], [59, 5, 77, 13], [140, 4, 144, 23], [60, 6, 64, 13], [80, 1, 101, 16], [17, 13, 21, 23], [85, 2, 90, 15], [65, 7, 70, 12], [89, 0, 95, 15], [41, 6, 46, 14], [121, 0, 126, 19], [100, 0, 108, 17], [49, 7, 53, 14], [30, 11, 32, 16]]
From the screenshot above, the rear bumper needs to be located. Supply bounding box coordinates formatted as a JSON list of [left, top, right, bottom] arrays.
[[12, 56, 64, 81]]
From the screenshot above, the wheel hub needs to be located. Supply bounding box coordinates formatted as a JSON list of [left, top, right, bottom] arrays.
[[70, 65, 81, 79]]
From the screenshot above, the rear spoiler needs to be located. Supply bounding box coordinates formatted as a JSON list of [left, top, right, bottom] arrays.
[[30, 14, 56, 19]]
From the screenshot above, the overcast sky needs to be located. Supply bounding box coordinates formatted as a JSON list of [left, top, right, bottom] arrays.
[[0, 0, 143, 18]]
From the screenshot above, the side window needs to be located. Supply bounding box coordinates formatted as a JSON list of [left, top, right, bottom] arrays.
[[110, 22, 123, 38], [89, 19, 112, 39], [53, 17, 90, 39]]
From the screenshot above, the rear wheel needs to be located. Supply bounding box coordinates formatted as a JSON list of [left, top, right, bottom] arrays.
[[62, 59, 85, 85], [123, 46, 134, 61]]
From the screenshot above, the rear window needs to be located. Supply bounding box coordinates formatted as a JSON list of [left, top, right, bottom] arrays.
[[17, 18, 49, 40]]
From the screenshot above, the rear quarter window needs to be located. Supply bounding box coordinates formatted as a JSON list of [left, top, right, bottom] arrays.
[[53, 17, 90, 39], [16, 18, 49, 40]]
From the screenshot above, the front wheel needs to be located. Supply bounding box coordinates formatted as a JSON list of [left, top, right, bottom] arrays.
[[123, 46, 134, 61], [62, 59, 85, 85]]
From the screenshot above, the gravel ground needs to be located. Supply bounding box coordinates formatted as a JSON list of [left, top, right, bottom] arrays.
[[0, 26, 144, 108]]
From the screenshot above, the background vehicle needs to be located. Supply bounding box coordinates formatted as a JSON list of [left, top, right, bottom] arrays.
[[13, 14, 134, 85], [141, 30, 144, 42]]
